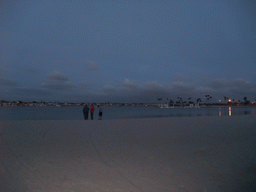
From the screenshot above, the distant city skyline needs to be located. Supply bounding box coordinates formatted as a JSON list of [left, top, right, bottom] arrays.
[[1, 1, 256, 103]]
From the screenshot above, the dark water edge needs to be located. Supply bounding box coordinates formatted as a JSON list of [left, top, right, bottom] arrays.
[[0, 106, 255, 121]]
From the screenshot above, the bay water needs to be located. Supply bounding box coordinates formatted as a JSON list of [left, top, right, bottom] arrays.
[[0, 106, 255, 121]]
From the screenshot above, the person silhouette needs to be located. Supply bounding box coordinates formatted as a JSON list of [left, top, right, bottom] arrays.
[[97, 105, 103, 120], [90, 104, 95, 120], [83, 104, 89, 120]]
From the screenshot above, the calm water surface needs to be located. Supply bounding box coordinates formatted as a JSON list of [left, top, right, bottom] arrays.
[[0, 106, 255, 120]]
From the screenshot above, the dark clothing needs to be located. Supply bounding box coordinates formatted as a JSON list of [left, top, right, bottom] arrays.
[[83, 112, 89, 120], [83, 106, 89, 113], [90, 112, 94, 120], [98, 106, 103, 120], [83, 106, 89, 120]]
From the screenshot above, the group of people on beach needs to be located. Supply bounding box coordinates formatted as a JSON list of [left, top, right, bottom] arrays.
[[83, 104, 102, 120]]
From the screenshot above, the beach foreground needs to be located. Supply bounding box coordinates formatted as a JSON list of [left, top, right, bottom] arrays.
[[1, 116, 256, 192]]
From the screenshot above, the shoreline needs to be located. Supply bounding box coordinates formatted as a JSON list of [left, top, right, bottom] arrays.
[[0, 112, 256, 119], [0, 105, 255, 121], [0, 113, 255, 122]]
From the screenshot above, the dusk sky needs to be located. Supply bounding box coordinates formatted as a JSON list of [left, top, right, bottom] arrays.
[[1, 0, 256, 103]]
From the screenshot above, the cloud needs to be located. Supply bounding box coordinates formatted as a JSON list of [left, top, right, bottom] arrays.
[[202, 78, 256, 95], [86, 61, 98, 71], [2, 73, 255, 103], [170, 81, 195, 94], [123, 79, 138, 88], [101, 85, 116, 93], [94, 77, 256, 102], [11, 87, 51, 96], [0, 86, 52, 101], [41, 81, 75, 91], [202, 78, 229, 89], [47, 71, 69, 81], [80, 81, 90, 88], [97, 80, 171, 102], [173, 73, 193, 83], [0, 78, 18, 86], [0, 66, 7, 74], [230, 79, 256, 91], [41, 71, 75, 91], [100, 79, 196, 102], [143, 81, 167, 93], [27, 67, 40, 74]]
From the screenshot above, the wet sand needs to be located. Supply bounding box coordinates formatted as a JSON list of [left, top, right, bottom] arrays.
[[1, 115, 256, 192]]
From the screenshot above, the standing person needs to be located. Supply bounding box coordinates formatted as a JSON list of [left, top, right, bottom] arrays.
[[97, 105, 103, 120], [83, 104, 89, 120], [90, 104, 95, 120]]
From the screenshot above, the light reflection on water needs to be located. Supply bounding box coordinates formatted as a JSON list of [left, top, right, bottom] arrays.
[[0, 106, 255, 120]]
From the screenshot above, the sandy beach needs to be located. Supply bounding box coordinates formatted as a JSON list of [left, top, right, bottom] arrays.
[[1, 115, 256, 192]]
